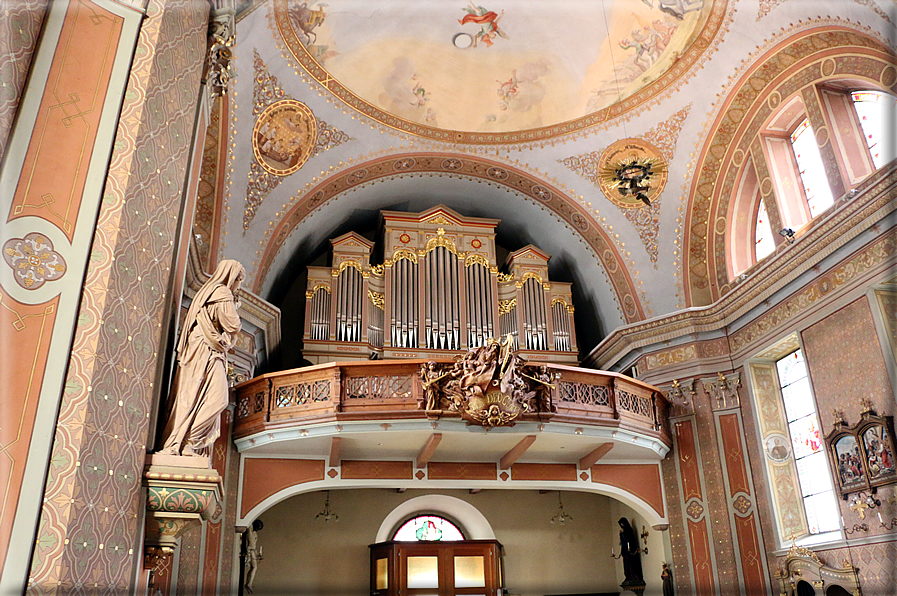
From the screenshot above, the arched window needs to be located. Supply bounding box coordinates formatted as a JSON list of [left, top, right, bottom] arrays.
[[851, 90, 897, 169], [754, 199, 774, 261], [790, 118, 834, 218], [731, 86, 895, 278], [393, 514, 466, 542]]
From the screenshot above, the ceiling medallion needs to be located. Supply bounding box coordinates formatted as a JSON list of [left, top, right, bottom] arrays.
[[252, 99, 317, 176], [596, 138, 668, 208]]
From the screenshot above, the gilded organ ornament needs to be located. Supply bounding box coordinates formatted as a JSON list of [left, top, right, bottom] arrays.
[[419, 335, 556, 428], [252, 99, 317, 176]]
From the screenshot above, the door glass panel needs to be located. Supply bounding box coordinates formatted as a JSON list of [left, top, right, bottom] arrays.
[[454, 555, 485, 588], [376, 558, 388, 590], [407, 556, 439, 589]]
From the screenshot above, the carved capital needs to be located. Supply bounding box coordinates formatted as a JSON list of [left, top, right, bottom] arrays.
[[144, 458, 224, 550], [205, 2, 236, 98], [700, 371, 741, 410]]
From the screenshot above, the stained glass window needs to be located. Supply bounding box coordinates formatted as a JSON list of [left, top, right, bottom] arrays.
[[852, 91, 897, 169], [755, 199, 774, 260], [776, 350, 840, 534], [393, 515, 465, 541], [791, 119, 834, 217]]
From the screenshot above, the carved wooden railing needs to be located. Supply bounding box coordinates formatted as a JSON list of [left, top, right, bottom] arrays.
[[233, 360, 670, 444]]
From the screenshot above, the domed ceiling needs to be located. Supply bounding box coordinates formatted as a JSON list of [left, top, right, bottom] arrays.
[[274, 0, 718, 140]]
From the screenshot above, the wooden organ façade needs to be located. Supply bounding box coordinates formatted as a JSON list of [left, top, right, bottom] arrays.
[[303, 206, 577, 364]]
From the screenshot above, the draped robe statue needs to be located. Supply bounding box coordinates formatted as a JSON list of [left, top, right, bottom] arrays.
[[158, 259, 244, 457]]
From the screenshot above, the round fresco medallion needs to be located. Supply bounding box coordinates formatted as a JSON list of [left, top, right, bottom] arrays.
[[252, 100, 317, 176], [764, 434, 791, 463], [596, 138, 668, 209]]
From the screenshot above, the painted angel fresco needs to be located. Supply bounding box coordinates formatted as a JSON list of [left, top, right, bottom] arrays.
[[459, 3, 508, 48], [640, 0, 704, 21], [288, 0, 332, 55]]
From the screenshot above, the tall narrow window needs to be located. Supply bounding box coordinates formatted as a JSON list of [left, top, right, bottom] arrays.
[[776, 350, 839, 534], [852, 90, 897, 169], [754, 199, 774, 261], [790, 119, 834, 217]]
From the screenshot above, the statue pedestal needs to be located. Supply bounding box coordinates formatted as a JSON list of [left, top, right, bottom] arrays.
[[620, 581, 647, 596], [143, 456, 223, 554]]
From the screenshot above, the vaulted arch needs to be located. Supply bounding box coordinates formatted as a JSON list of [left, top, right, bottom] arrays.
[[254, 153, 645, 324], [683, 27, 896, 306]]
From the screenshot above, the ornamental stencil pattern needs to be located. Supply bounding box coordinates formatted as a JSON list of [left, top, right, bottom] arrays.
[[561, 104, 691, 263], [0, 0, 48, 161], [194, 98, 222, 270], [243, 50, 351, 231], [758, 0, 892, 24]]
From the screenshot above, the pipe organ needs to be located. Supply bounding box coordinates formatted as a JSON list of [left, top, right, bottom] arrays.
[[303, 206, 577, 364]]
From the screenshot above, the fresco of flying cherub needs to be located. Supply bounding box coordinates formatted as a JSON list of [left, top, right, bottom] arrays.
[[459, 3, 508, 48]]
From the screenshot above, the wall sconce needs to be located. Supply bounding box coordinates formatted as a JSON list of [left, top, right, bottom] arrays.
[[640, 526, 650, 555], [315, 490, 339, 522], [779, 228, 796, 243], [550, 492, 573, 525], [849, 490, 881, 520]]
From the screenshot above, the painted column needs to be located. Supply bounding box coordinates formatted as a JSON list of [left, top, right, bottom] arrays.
[[15, 0, 213, 592]]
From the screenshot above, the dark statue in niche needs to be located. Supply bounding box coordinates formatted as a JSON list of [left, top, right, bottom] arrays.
[[618, 517, 644, 587], [661, 562, 674, 596]]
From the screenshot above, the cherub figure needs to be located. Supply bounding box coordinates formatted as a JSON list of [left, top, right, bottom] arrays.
[[459, 3, 508, 48]]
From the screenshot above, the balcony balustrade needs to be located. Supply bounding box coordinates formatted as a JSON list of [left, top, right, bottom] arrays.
[[233, 360, 670, 447]]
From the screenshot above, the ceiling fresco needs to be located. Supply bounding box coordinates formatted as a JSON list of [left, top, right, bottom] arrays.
[[274, 0, 719, 140]]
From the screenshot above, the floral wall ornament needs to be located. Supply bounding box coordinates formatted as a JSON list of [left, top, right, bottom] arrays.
[[3, 233, 67, 289]]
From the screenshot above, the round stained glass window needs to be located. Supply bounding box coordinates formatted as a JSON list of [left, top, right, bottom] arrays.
[[393, 515, 465, 542]]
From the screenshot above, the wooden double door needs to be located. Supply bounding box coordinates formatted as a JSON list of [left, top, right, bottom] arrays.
[[370, 540, 502, 596]]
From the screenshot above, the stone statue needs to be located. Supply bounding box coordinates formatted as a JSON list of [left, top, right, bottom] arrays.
[[618, 517, 644, 586], [158, 259, 244, 457], [244, 519, 263, 593]]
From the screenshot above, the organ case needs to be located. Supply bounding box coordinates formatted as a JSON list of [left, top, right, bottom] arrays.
[[302, 206, 577, 364]]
